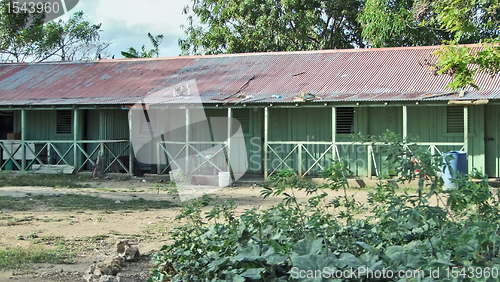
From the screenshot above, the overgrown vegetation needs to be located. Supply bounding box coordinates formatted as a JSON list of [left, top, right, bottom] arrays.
[[0, 194, 174, 211], [0, 245, 70, 270], [148, 132, 500, 281], [0, 173, 89, 188]]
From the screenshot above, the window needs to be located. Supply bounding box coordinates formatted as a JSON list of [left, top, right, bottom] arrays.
[[336, 107, 354, 134], [232, 109, 250, 134], [446, 106, 469, 133], [56, 110, 72, 134]]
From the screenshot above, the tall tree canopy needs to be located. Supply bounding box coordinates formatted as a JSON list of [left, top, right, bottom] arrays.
[[357, 0, 454, 47], [179, 0, 365, 55], [431, 0, 500, 90], [36, 11, 109, 62], [0, 0, 45, 62], [0, 2, 110, 63], [358, 0, 500, 89]]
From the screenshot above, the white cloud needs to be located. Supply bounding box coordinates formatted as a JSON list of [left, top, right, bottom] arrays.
[[62, 0, 191, 57]]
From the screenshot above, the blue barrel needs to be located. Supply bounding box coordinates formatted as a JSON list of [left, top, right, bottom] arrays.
[[442, 151, 467, 190]]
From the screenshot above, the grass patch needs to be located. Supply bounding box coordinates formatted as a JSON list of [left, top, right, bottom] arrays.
[[0, 173, 89, 188], [0, 246, 70, 270], [0, 194, 175, 211]]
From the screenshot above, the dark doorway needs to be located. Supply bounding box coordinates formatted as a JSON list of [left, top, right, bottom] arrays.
[[0, 111, 14, 140]]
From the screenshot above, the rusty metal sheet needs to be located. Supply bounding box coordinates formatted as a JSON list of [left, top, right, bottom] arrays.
[[0, 45, 499, 106]]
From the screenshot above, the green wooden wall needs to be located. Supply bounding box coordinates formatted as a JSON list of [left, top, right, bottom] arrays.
[[11, 108, 129, 171], [6, 103, 496, 178]]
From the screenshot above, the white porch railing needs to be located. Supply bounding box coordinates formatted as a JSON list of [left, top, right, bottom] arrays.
[[156, 141, 229, 175]]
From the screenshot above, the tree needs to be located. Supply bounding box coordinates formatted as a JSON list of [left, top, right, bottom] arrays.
[[357, 0, 500, 90], [357, 0, 454, 47], [0, 0, 45, 62], [0, 4, 110, 63], [179, 0, 365, 55], [431, 0, 500, 90], [36, 11, 110, 62], [121, 33, 164, 58]]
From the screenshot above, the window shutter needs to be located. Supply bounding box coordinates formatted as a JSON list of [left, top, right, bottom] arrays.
[[447, 107, 469, 133], [336, 107, 354, 134], [232, 109, 250, 134], [56, 110, 72, 134]]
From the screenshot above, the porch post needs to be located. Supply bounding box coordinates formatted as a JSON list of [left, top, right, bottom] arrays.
[[464, 106, 468, 153], [185, 108, 190, 174], [227, 107, 232, 175], [367, 144, 373, 178], [73, 108, 79, 168], [129, 113, 134, 176], [21, 109, 26, 172], [264, 107, 269, 180], [402, 105, 408, 140], [332, 107, 336, 158]]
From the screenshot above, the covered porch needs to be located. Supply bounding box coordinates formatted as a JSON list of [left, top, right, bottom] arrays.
[[0, 107, 133, 174]]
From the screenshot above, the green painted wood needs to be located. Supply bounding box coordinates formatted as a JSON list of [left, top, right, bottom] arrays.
[[21, 109, 26, 171], [485, 105, 499, 177], [469, 106, 485, 173]]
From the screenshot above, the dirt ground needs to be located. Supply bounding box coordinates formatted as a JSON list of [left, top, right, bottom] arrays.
[[0, 178, 371, 282]]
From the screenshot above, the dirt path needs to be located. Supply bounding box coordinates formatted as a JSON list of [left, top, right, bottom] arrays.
[[0, 181, 371, 282]]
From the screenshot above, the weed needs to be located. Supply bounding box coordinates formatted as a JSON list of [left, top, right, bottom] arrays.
[[0, 245, 70, 269], [0, 173, 89, 188], [0, 193, 175, 211]]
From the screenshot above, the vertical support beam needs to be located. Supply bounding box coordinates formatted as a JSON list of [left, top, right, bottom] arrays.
[[464, 106, 469, 153], [21, 109, 26, 172], [185, 108, 190, 174], [73, 108, 78, 168], [332, 106, 336, 149], [298, 143, 303, 177], [100, 142, 104, 175], [129, 113, 134, 176], [264, 107, 269, 180], [157, 142, 161, 176], [99, 110, 105, 171], [367, 144, 373, 178], [402, 105, 408, 140], [227, 107, 232, 174]]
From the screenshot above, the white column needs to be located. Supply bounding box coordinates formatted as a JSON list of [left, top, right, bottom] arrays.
[[264, 107, 269, 180]]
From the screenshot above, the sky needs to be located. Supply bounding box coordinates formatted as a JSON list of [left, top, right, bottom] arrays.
[[59, 0, 192, 58]]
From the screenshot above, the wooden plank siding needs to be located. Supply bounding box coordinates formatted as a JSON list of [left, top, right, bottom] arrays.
[[3, 103, 494, 178]]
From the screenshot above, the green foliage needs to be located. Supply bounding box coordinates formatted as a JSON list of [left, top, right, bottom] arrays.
[[0, 193, 174, 212], [0, 8, 109, 62], [149, 133, 500, 282], [433, 43, 500, 90], [36, 11, 108, 62], [358, 0, 453, 47], [0, 245, 70, 269], [179, 0, 365, 55], [358, 0, 500, 90], [121, 32, 164, 58], [0, 0, 45, 62], [0, 172, 88, 188]]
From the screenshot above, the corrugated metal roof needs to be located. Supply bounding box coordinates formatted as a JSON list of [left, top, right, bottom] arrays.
[[0, 45, 499, 106]]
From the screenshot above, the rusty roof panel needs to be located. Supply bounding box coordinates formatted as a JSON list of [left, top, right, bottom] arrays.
[[0, 45, 500, 106]]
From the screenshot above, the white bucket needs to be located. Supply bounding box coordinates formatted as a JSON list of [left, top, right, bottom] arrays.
[[218, 172, 231, 187]]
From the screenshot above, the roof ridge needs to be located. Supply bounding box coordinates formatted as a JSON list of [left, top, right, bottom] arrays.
[[0, 44, 483, 66]]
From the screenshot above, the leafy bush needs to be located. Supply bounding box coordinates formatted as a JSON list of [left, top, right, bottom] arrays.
[[148, 133, 500, 282]]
